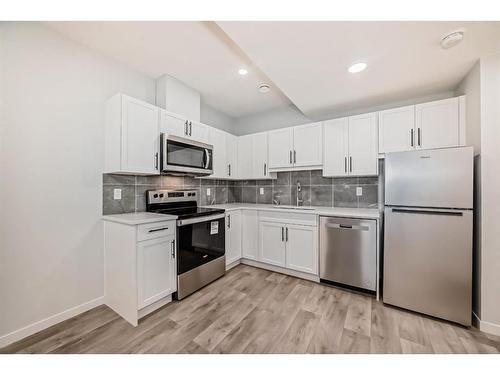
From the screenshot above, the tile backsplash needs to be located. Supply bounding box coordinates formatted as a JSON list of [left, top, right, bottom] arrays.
[[103, 166, 381, 215]]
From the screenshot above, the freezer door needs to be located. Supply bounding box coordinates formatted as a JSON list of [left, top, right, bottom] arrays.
[[383, 206, 472, 325], [385, 147, 473, 209], [320, 217, 377, 291]]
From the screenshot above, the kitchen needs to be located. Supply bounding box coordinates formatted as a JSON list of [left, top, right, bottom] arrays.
[[1, 5, 500, 371]]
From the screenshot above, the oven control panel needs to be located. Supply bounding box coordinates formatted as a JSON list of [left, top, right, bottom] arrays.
[[147, 190, 197, 204]]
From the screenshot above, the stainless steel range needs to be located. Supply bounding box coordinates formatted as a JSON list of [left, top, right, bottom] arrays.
[[147, 189, 225, 300]]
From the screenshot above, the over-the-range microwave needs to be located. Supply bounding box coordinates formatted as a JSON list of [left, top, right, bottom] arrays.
[[160, 133, 213, 176]]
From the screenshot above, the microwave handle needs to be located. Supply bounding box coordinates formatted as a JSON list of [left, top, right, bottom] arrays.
[[204, 149, 210, 169]]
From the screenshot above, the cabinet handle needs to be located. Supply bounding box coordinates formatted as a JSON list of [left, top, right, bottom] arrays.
[[148, 227, 169, 233], [154, 152, 159, 170], [227, 214, 231, 228], [228, 164, 231, 176], [171, 239, 175, 259], [410, 129, 414, 147], [184, 121, 188, 136], [349, 156, 353, 173], [344, 157, 347, 173], [281, 227, 284, 242], [293, 150, 296, 164], [417, 128, 421, 147], [264, 163, 267, 176], [285, 227, 288, 242], [289, 150, 292, 164], [189, 121, 192, 136]]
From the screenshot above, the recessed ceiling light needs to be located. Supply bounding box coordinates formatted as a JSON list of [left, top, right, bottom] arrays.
[[238, 68, 248, 76], [258, 83, 270, 93], [441, 28, 465, 49], [348, 62, 367, 74]]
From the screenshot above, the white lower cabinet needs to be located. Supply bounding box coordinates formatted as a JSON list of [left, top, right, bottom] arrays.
[[104, 219, 176, 326], [259, 221, 286, 267], [285, 224, 318, 274], [225, 211, 242, 267], [257, 215, 318, 276], [137, 235, 176, 309], [241, 210, 259, 260]]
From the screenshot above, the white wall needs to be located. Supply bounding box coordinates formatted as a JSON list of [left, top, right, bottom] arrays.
[[478, 53, 500, 332], [233, 91, 456, 135], [200, 102, 235, 134], [0, 22, 156, 346]]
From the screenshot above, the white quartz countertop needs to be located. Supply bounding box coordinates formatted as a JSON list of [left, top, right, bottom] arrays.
[[102, 212, 177, 225], [203, 203, 380, 219]]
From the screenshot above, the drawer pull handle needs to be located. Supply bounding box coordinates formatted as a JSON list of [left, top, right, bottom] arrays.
[[148, 227, 169, 233]]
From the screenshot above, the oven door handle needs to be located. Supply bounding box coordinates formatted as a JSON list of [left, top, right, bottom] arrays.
[[177, 213, 225, 227]]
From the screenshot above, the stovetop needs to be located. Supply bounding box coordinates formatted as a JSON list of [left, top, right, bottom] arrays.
[[146, 189, 224, 220]]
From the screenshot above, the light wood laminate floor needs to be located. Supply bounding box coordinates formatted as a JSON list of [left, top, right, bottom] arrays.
[[2, 264, 500, 354]]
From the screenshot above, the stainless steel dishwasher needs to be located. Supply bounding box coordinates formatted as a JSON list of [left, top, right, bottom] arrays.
[[319, 216, 376, 292]]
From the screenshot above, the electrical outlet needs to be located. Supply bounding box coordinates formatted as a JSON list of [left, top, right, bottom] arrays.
[[356, 186, 363, 196], [206, 188, 211, 196], [113, 188, 122, 200], [260, 187, 264, 195]]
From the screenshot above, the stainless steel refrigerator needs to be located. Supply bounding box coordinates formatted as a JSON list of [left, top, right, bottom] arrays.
[[383, 146, 473, 326]]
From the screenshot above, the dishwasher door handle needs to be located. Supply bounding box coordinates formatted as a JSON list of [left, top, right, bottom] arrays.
[[326, 223, 369, 231]]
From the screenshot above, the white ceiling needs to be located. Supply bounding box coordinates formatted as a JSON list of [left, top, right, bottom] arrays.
[[218, 21, 500, 119], [46, 21, 500, 121], [44, 21, 292, 118]]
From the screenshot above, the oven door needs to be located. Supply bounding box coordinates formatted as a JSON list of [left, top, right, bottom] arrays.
[[161, 133, 213, 176], [176, 214, 225, 275]]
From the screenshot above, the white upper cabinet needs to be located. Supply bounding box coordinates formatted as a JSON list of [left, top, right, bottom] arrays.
[[268, 128, 294, 169], [252, 132, 270, 178], [293, 122, 323, 167], [379, 96, 464, 155], [268, 122, 323, 171], [208, 127, 227, 179], [226, 134, 238, 179], [156, 74, 200, 122], [237, 135, 253, 178], [323, 118, 349, 177], [159, 109, 187, 138], [348, 113, 378, 176], [188, 121, 209, 144], [416, 97, 460, 150], [378, 105, 415, 153], [105, 94, 159, 175], [323, 113, 378, 177]]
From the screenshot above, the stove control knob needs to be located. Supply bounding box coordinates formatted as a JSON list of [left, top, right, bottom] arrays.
[[159, 194, 164, 198], [153, 194, 158, 198]]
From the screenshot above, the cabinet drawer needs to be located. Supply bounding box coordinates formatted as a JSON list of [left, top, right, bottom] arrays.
[[137, 221, 175, 241], [259, 210, 316, 226]]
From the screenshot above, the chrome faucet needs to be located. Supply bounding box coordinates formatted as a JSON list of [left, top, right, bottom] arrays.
[[296, 181, 303, 206], [273, 197, 280, 206]]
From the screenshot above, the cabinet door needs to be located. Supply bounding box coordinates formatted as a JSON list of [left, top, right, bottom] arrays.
[[293, 122, 323, 167], [226, 134, 238, 179], [259, 221, 286, 267], [241, 210, 259, 260], [268, 128, 294, 169], [159, 109, 187, 138], [238, 135, 253, 179], [252, 132, 269, 178], [225, 211, 242, 266], [121, 96, 159, 174], [137, 235, 176, 309], [348, 112, 378, 176], [189, 121, 209, 144], [208, 128, 227, 179], [378, 105, 415, 153], [415, 97, 459, 150], [322, 117, 349, 177], [285, 224, 317, 275]]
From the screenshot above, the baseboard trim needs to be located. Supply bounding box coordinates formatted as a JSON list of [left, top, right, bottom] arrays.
[[241, 258, 319, 282], [225, 259, 241, 271], [473, 312, 500, 336], [0, 296, 105, 349]]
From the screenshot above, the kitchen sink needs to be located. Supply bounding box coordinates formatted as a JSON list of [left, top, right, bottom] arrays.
[[272, 205, 315, 211]]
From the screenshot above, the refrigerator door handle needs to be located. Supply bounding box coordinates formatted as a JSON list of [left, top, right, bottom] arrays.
[[391, 208, 464, 217]]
